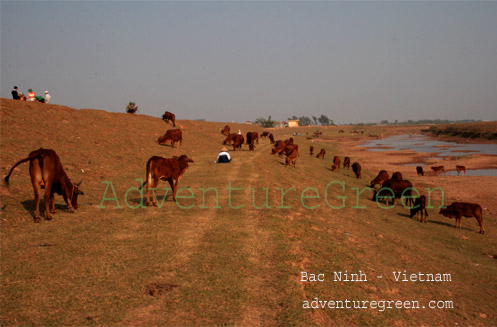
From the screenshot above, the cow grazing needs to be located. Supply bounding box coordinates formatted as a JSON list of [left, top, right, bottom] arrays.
[[221, 125, 230, 136], [351, 162, 361, 178], [233, 135, 244, 151], [316, 149, 326, 159], [456, 165, 466, 176], [431, 166, 445, 175], [142, 155, 194, 206], [331, 156, 340, 172], [439, 202, 485, 234], [162, 111, 176, 127], [410, 195, 428, 223], [271, 140, 287, 155], [392, 171, 403, 180], [284, 137, 294, 145], [370, 170, 390, 188], [372, 179, 414, 207], [246, 132, 259, 145], [309, 146, 314, 156], [269, 133, 275, 144], [4, 148, 84, 222], [223, 133, 237, 145], [158, 129, 182, 148], [260, 131, 269, 139], [343, 157, 351, 169], [416, 166, 424, 176], [285, 145, 299, 167]]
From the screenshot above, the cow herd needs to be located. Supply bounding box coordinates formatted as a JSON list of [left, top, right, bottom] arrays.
[[2, 116, 487, 234], [369, 168, 485, 233]]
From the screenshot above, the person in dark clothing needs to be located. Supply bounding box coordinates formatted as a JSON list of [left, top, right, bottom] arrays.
[[12, 86, 20, 100], [215, 147, 232, 163]]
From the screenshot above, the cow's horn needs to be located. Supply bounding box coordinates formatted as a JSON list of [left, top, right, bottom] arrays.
[[75, 180, 83, 186]]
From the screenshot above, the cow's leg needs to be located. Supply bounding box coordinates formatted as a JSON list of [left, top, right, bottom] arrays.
[[151, 178, 159, 206], [50, 193, 56, 213], [43, 181, 53, 220], [168, 179, 176, 201], [476, 214, 485, 234], [33, 183, 41, 223], [30, 159, 43, 222]]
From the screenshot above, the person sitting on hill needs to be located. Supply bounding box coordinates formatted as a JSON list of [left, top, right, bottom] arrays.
[[35, 95, 45, 103], [215, 147, 231, 163], [126, 101, 138, 114], [12, 86, 20, 100], [28, 89, 36, 102]]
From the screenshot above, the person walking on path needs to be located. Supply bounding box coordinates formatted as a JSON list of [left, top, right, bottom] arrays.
[[11, 86, 20, 100], [28, 89, 36, 102]]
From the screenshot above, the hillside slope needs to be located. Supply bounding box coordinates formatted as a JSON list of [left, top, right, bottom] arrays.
[[1, 98, 496, 326]]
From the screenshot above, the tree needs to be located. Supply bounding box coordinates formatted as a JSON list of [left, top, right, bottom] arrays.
[[299, 116, 312, 126], [312, 116, 318, 125], [255, 115, 274, 128], [318, 114, 333, 126]]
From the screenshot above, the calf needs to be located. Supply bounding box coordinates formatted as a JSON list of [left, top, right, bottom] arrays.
[[285, 145, 299, 167], [260, 131, 269, 139], [331, 156, 340, 172], [416, 166, 424, 176], [246, 132, 259, 145], [372, 179, 414, 207], [158, 129, 182, 148], [316, 149, 326, 159], [410, 195, 428, 223], [351, 162, 361, 178], [141, 155, 194, 206], [370, 170, 390, 188], [309, 146, 314, 156], [392, 171, 403, 180], [431, 166, 445, 175], [456, 165, 466, 176], [439, 202, 485, 234], [343, 157, 351, 169], [162, 111, 176, 127], [4, 148, 84, 222]]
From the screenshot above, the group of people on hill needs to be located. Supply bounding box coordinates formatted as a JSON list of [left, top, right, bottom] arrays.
[[11, 86, 51, 104], [126, 101, 138, 113]]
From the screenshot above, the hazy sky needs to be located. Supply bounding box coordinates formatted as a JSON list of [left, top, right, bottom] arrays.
[[2, 1, 496, 124]]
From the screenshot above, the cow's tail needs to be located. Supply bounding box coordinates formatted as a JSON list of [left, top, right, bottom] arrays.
[[3, 149, 43, 184], [139, 159, 153, 190]]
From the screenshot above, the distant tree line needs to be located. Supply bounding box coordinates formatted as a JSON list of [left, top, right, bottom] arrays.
[[376, 119, 482, 125], [287, 115, 334, 126], [254, 116, 275, 128]]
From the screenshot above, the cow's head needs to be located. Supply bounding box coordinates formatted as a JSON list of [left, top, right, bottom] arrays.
[[71, 180, 84, 209], [158, 135, 171, 145]]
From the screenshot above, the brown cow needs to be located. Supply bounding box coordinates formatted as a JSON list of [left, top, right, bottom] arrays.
[[392, 171, 403, 180], [260, 131, 269, 138], [221, 125, 230, 136], [370, 170, 390, 188], [372, 179, 414, 207], [4, 148, 84, 222], [343, 157, 351, 169], [271, 140, 287, 155], [162, 111, 176, 127], [431, 166, 445, 175], [316, 149, 326, 159], [269, 133, 275, 144], [439, 202, 485, 234], [410, 195, 428, 223], [223, 133, 237, 145], [351, 162, 361, 178], [246, 132, 259, 145], [285, 145, 299, 167], [456, 165, 466, 176], [309, 146, 314, 156], [331, 156, 340, 172], [141, 155, 194, 206], [158, 129, 182, 148], [416, 166, 424, 176], [233, 135, 244, 151]]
